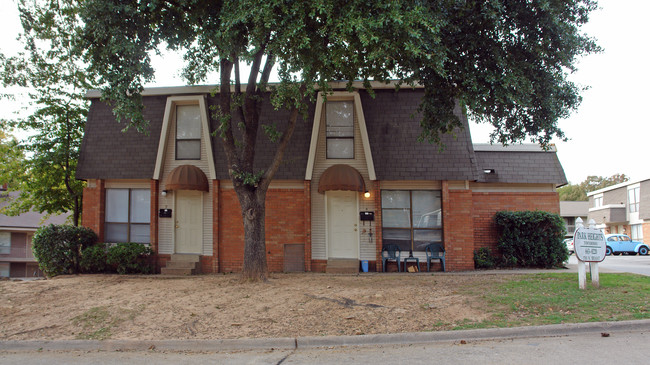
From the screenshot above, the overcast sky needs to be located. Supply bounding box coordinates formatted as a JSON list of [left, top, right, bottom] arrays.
[[2, 0, 648, 184]]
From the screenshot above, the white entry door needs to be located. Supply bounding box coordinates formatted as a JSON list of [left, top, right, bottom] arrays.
[[175, 190, 203, 254], [327, 191, 359, 259]]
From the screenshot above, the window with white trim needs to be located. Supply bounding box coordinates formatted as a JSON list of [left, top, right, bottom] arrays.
[[0, 231, 10, 254], [105, 188, 150, 243], [381, 190, 442, 252], [176, 105, 201, 160], [593, 195, 603, 208], [326, 101, 354, 159], [631, 224, 643, 241], [628, 186, 640, 213]]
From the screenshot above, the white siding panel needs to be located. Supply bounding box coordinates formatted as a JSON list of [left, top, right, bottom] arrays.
[[311, 99, 376, 260], [158, 109, 213, 256]]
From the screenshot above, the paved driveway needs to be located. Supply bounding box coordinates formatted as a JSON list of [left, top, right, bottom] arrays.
[[567, 254, 650, 276]]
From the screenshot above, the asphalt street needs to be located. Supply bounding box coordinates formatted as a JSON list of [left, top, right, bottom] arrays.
[[567, 254, 650, 276], [2, 320, 649, 364], [1, 324, 648, 364]]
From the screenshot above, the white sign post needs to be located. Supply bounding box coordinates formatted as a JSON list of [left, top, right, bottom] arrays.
[[573, 218, 606, 289]]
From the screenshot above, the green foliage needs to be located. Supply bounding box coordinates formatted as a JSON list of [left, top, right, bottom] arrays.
[[32, 224, 99, 277], [558, 174, 629, 201], [106, 242, 153, 275], [557, 184, 587, 201], [495, 211, 568, 268], [79, 0, 598, 146], [80, 244, 107, 273], [0, 0, 93, 225], [473, 247, 496, 269]]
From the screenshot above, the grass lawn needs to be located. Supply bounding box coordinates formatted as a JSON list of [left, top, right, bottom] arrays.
[[454, 273, 650, 330]]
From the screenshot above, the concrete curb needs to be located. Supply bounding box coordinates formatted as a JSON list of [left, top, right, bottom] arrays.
[[2, 319, 649, 353]]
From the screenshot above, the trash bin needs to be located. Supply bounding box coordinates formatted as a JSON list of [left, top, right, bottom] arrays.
[[361, 260, 369, 273]]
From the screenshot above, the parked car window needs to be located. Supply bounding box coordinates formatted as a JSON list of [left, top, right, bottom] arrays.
[[620, 235, 630, 241], [607, 236, 618, 241]]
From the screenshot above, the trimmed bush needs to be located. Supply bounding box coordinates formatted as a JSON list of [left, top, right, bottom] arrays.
[[80, 244, 108, 273], [32, 224, 99, 277], [473, 247, 496, 269], [106, 242, 153, 274], [495, 211, 568, 268]]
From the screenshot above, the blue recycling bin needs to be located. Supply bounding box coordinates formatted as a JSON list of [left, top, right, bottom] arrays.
[[361, 260, 369, 272]]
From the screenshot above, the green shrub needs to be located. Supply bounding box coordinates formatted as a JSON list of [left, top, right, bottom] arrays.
[[80, 244, 107, 273], [106, 242, 153, 274], [495, 211, 568, 268], [474, 247, 496, 269], [32, 225, 99, 277]]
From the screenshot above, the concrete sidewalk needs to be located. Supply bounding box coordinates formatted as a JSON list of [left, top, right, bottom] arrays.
[[2, 319, 649, 353]]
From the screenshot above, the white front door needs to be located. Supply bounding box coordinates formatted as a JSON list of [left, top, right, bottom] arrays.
[[327, 191, 359, 259], [175, 190, 203, 254]]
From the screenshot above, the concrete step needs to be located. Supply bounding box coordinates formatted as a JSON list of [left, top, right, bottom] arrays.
[[170, 254, 201, 262], [160, 267, 196, 275], [326, 259, 359, 274], [165, 260, 200, 270], [161, 253, 202, 275]]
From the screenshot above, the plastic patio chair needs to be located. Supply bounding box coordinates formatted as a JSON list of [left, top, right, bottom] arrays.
[[425, 243, 446, 272], [382, 244, 402, 272]]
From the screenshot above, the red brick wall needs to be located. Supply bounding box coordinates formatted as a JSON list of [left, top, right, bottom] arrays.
[[218, 186, 307, 273], [81, 179, 105, 241], [443, 184, 475, 271], [472, 192, 561, 255]]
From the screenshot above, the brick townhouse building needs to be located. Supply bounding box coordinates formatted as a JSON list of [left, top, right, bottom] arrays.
[[587, 178, 650, 244], [76, 83, 567, 274]]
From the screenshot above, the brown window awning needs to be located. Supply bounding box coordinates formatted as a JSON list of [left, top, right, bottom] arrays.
[[165, 165, 209, 192], [318, 164, 365, 194]]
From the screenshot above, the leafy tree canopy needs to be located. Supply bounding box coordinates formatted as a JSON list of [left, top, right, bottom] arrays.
[[558, 174, 629, 201], [0, 0, 93, 225], [80, 0, 599, 146]]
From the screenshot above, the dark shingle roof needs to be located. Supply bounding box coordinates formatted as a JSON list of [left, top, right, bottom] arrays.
[[76, 96, 166, 180], [362, 89, 479, 181], [207, 95, 314, 180], [474, 144, 567, 185]]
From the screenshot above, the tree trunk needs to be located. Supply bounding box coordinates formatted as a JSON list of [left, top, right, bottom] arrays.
[[238, 187, 268, 281]]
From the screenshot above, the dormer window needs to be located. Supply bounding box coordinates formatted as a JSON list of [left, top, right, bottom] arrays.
[[176, 105, 201, 160], [326, 101, 354, 159]]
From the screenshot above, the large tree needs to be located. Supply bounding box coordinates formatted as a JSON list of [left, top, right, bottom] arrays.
[[559, 173, 629, 201], [79, 0, 599, 280], [0, 0, 92, 225]]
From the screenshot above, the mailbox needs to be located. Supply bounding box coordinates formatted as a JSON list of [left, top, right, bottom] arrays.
[[360, 211, 374, 221], [159, 209, 172, 218]]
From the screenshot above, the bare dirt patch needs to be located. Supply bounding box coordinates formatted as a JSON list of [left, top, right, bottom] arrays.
[[0, 273, 505, 340]]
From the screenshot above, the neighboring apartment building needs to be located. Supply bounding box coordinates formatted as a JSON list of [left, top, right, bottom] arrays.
[[77, 83, 567, 274], [560, 201, 589, 238], [587, 178, 649, 244], [0, 187, 69, 278]]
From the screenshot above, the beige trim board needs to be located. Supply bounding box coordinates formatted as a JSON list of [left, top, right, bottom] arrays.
[[105, 180, 151, 189], [153, 95, 216, 180], [305, 91, 376, 180], [85, 81, 423, 99]]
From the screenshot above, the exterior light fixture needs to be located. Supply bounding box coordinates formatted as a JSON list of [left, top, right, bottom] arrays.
[[161, 190, 168, 197], [364, 191, 371, 198]]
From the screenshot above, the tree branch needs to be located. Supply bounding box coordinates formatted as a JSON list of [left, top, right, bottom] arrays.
[[258, 84, 306, 192], [219, 58, 239, 176]]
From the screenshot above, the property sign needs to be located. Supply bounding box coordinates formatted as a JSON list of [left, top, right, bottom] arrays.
[[573, 227, 606, 262]]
